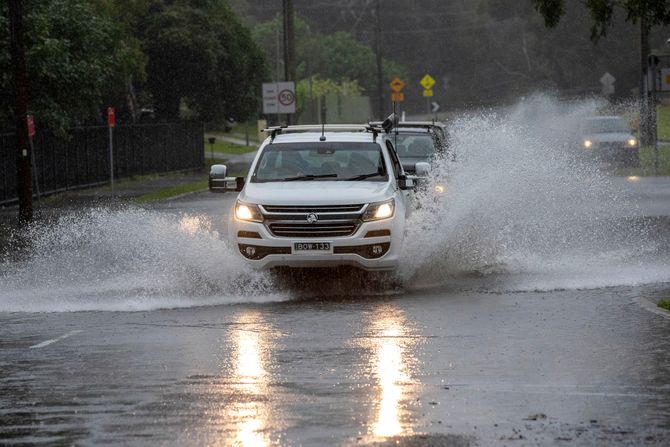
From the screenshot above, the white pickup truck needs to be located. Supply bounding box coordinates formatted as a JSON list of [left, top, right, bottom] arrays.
[[209, 122, 428, 271]]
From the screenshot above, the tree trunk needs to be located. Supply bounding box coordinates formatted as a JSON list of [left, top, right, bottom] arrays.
[[9, 0, 33, 223]]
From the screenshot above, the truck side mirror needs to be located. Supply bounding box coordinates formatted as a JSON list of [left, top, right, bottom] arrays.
[[209, 164, 240, 193], [398, 174, 415, 190]]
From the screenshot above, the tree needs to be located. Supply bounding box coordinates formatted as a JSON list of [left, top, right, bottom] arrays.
[[141, 0, 267, 123], [531, 0, 670, 142], [0, 0, 145, 132], [252, 14, 407, 96]]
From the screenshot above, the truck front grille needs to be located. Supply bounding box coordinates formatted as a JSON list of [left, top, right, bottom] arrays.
[[261, 204, 364, 238], [268, 222, 358, 238]]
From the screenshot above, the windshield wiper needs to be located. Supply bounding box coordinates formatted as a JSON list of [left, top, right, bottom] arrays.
[[344, 172, 384, 181], [282, 173, 338, 181]]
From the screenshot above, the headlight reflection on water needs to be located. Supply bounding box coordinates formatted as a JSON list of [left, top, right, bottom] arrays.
[[228, 312, 275, 447], [366, 306, 421, 439]]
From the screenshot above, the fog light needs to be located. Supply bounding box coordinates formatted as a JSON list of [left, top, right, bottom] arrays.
[[372, 245, 383, 255], [245, 246, 256, 257]]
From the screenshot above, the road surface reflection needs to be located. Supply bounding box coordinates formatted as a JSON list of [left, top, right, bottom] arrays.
[[224, 311, 277, 446], [365, 305, 422, 439]]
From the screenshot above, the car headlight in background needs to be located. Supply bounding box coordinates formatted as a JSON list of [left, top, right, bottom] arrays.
[[363, 199, 395, 221], [627, 138, 638, 147], [235, 200, 263, 222], [583, 139, 593, 149], [434, 184, 446, 194]]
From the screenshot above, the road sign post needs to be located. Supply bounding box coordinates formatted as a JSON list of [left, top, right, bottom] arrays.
[[420, 74, 436, 114], [107, 107, 115, 192], [262, 82, 296, 125], [600, 72, 615, 96], [389, 77, 406, 114], [26, 115, 40, 204]]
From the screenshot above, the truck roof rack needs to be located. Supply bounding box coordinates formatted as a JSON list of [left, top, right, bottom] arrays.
[[369, 120, 443, 129], [262, 124, 385, 142]]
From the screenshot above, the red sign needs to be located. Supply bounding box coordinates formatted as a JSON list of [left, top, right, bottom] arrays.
[[26, 115, 35, 137], [107, 107, 115, 128]]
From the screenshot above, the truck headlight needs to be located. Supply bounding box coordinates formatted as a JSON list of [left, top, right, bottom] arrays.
[[583, 139, 593, 148], [627, 138, 638, 147], [363, 199, 395, 221], [235, 200, 263, 222]]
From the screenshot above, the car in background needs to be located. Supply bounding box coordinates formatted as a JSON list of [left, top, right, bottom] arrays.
[[578, 116, 639, 166], [375, 121, 450, 174]]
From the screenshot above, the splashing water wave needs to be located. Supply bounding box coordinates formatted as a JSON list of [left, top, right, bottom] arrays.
[[0, 207, 283, 312], [401, 95, 669, 291]]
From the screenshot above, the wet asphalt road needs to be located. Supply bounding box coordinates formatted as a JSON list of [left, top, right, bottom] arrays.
[[1, 282, 669, 446], [1, 179, 670, 446]]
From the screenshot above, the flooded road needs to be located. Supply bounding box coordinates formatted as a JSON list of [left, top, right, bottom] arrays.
[[1, 281, 669, 446], [2, 99, 670, 445]]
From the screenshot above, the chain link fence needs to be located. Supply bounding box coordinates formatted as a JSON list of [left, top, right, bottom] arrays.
[[0, 121, 204, 205]]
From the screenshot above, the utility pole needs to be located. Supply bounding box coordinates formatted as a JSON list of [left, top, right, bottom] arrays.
[[374, 0, 384, 120], [282, 0, 296, 125], [9, 0, 33, 223], [640, 14, 654, 146]]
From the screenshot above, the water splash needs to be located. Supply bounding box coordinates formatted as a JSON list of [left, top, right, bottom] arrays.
[[401, 95, 669, 291], [0, 207, 283, 312]]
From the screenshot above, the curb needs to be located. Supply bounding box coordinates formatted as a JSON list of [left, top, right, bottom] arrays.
[[164, 188, 209, 202], [633, 296, 670, 320]]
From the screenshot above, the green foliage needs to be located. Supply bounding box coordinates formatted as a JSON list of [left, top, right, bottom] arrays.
[[297, 76, 363, 100], [530, 0, 564, 27], [252, 14, 408, 96], [531, 0, 670, 39], [658, 300, 670, 311], [204, 139, 255, 155], [134, 180, 208, 203], [142, 0, 268, 122], [0, 0, 145, 132]]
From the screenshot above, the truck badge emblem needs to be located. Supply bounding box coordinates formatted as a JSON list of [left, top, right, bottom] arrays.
[[306, 213, 318, 224]]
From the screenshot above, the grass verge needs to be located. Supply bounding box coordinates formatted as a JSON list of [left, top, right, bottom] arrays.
[[134, 159, 247, 203], [658, 300, 670, 312], [134, 180, 209, 203], [657, 105, 670, 141], [615, 144, 670, 176], [204, 139, 256, 155]]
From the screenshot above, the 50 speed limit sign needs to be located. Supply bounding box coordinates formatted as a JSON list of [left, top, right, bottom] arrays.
[[262, 82, 296, 114]]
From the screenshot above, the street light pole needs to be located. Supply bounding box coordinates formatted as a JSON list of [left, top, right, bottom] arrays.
[[8, 0, 33, 223], [282, 0, 296, 125], [374, 0, 384, 120]]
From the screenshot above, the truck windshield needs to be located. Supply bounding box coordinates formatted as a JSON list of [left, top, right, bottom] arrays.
[[394, 134, 436, 163], [582, 118, 629, 134], [251, 142, 389, 182]]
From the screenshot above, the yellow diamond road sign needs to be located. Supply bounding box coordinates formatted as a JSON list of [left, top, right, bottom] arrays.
[[390, 77, 405, 93], [420, 74, 435, 90]]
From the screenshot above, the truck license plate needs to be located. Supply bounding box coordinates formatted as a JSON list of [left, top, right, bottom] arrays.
[[294, 242, 331, 253]]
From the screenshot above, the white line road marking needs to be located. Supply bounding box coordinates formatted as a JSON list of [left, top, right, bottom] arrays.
[[29, 330, 83, 349]]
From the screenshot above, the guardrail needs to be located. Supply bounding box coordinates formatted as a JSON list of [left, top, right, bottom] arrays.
[[0, 121, 204, 205]]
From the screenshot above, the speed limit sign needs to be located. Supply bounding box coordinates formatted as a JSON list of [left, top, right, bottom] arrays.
[[262, 82, 296, 114], [279, 89, 295, 107]]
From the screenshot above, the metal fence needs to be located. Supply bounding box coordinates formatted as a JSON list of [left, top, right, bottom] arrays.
[[0, 121, 204, 204]]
